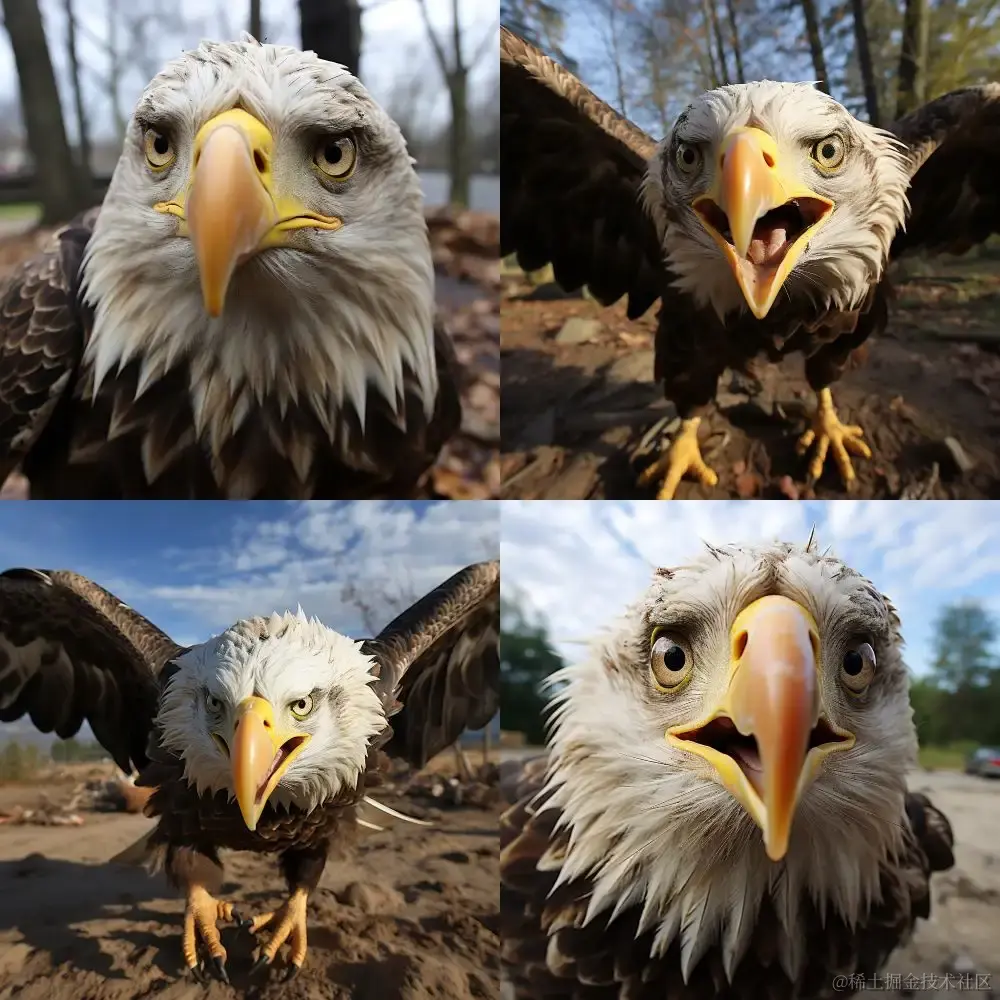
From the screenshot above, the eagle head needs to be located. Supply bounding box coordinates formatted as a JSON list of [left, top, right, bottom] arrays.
[[544, 539, 916, 980], [81, 35, 436, 438], [642, 83, 910, 321], [157, 609, 385, 831]]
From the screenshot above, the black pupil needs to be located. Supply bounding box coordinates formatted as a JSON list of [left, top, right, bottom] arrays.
[[843, 649, 864, 675], [324, 143, 343, 165], [664, 644, 686, 671], [822, 142, 836, 160], [153, 134, 169, 155], [682, 147, 695, 164]]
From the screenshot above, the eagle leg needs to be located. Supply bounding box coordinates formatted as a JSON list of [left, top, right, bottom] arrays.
[[637, 416, 718, 500], [181, 883, 236, 983], [796, 388, 871, 489], [247, 887, 310, 978]]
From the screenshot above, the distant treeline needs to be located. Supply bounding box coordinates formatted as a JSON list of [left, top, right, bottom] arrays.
[[502, 594, 1000, 756], [0, 737, 108, 781]]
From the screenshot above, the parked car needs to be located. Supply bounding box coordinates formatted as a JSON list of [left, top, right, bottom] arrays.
[[964, 746, 1000, 778]]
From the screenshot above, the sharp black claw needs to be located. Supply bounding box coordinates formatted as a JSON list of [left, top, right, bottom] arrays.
[[250, 954, 272, 976], [283, 964, 301, 982], [232, 908, 254, 930], [189, 963, 208, 984], [210, 956, 229, 983]]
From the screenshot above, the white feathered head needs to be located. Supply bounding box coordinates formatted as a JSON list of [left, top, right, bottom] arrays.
[[82, 35, 436, 442], [157, 608, 385, 830], [642, 82, 910, 320], [543, 538, 916, 982]]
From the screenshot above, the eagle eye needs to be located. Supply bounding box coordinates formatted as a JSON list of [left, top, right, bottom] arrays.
[[290, 694, 315, 720], [650, 629, 691, 691], [143, 127, 176, 170], [314, 135, 357, 180], [812, 134, 845, 171], [841, 642, 876, 693], [205, 692, 224, 714], [674, 142, 701, 176]]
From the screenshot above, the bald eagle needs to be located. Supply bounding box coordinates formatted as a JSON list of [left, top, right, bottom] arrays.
[[500, 539, 954, 999], [0, 560, 498, 980], [501, 27, 1000, 498], [0, 35, 462, 499]]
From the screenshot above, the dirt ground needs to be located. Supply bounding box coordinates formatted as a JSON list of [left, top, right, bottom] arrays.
[[0, 207, 500, 501], [500, 248, 1000, 499], [0, 763, 500, 1000], [499, 756, 1000, 997]]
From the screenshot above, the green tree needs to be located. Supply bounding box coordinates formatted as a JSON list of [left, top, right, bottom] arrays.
[[501, 593, 564, 745]]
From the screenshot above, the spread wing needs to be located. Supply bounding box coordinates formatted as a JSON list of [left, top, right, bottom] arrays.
[[501, 26, 664, 319], [0, 567, 182, 773], [0, 210, 96, 484], [890, 84, 1000, 257], [366, 560, 499, 768]]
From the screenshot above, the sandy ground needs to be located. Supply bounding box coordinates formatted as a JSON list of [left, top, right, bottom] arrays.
[[0, 770, 500, 1000], [499, 756, 1000, 997], [500, 248, 1000, 499]]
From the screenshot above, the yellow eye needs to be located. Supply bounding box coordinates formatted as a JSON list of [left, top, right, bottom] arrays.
[[840, 642, 876, 694], [812, 134, 845, 170], [650, 629, 692, 691], [314, 136, 357, 179], [290, 695, 314, 719], [143, 128, 175, 170], [205, 692, 223, 713], [675, 142, 701, 175]]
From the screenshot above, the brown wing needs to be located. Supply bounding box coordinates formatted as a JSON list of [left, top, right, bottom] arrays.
[[501, 27, 664, 319], [0, 210, 96, 484], [0, 567, 182, 773], [890, 84, 1000, 257], [365, 560, 499, 769]]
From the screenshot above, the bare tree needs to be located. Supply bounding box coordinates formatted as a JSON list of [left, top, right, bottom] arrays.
[[723, 0, 745, 83], [707, 0, 729, 85], [896, 0, 928, 118], [798, 0, 830, 93], [1, 0, 88, 222], [299, 0, 361, 76], [850, 0, 880, 124], [63, 0, 92, 180], [250, 0, 263, 39], [416, 0, 498, 207]]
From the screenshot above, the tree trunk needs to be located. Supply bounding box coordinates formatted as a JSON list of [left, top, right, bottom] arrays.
[[1, 0, 87, 223], [63, 0, 91, 181], [107, 0, 126, 140], [708, 0, 729, 85], [249, 0, 263, 40], [850, 0, 880, 125], [700, 0, 721, 86], [298, 0, 361, 76], [724, 0, 745, 83], [896, 0, 929, 118], [798, 0, 829, 94], [447, 68, 470, 207]]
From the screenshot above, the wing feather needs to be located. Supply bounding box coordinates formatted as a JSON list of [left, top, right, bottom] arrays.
[[366, 560, 499, 768], [890, 84, 1000, 256], [500, 27, 663, 318], [0, 211, 95, 483], [0, 567, 182, 773]]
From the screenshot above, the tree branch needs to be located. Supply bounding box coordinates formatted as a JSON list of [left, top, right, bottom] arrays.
[[469, 17, 499, 68], [415, 0, 451, 74]]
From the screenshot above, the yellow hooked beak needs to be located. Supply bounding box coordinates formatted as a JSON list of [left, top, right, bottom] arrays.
[[666, 595, 854, 861], [228, 696, 311, 832], [154, 108, 343, 317], [691, 127, 834, 319]]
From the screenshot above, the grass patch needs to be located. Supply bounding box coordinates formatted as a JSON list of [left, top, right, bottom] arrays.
[[0, 202, 40, 222], [917, 742, 977, 770]]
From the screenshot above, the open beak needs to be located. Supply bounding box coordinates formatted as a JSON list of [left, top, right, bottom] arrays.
[[153, 108, 343, 317], [666, 595, 853, 860], [230, 696, 310, 831], [691, 127, 834, 319]]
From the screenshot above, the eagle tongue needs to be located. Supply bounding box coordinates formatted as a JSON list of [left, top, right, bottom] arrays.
[[731, 742, 765, 796], [748, 222, 789, 267]]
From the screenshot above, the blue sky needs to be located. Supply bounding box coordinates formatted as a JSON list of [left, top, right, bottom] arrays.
[[0, 500, 498, 744], [501, 501, 1000, 679]]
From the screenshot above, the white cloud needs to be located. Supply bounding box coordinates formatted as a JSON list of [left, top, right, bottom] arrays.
[[500, 501, 1000, 676]]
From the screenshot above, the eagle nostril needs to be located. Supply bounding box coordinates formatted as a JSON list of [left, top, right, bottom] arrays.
[[762, 150, 775, 168]]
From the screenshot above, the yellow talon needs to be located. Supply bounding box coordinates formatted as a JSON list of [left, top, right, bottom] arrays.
[[638, 416, 719, 500], [182, 883, 235, 972], [797, 388, 871, 488], [250, 887, 310, 969]]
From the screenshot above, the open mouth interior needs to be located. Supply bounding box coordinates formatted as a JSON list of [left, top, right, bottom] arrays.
[[675, 715, 847, 794], [697, 198, 829, 268], [255, 736, 308, 804]]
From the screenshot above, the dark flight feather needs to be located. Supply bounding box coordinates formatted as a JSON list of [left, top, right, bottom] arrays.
[[500, 28, 1000, 418], [500, 755, 955, 1000], [0, 210, 461, 499]]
